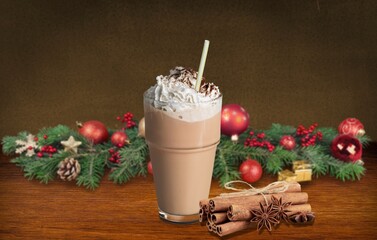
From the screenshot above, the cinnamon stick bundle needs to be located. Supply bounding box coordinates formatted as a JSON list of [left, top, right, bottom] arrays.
[[199, 182, 314, 237], [210, 192, 308, 212], [228, 203, 312, 221]]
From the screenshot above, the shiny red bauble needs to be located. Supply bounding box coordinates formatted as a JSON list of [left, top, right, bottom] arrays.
[[239, 159, 263, 183], [78, 120, 109, 144], [331, 134, 362, 162], [111, 131, 128, 147], [147, 161, 153, 175], [338, 118, 365, 137], [221, 104, 250, 138], [279, 135, 296, 150]]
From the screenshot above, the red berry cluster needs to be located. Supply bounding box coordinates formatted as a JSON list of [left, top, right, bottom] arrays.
[[37, 145, 57, 158], [296, 123, 323, 147], [116, 112, 136, 129], [108, 148, 121, 164], [244, 131, 275, 152]]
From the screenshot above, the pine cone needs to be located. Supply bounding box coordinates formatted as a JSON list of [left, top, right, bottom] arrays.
[[57, 158, 81, 181]]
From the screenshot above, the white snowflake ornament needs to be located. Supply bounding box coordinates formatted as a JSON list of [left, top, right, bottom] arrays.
[[15, 134, 38, 157]]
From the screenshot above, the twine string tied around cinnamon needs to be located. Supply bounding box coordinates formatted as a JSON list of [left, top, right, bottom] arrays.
[[220, 180, 291, 205]]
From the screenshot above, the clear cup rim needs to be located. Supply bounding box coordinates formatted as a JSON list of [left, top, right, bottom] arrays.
[[143, 90, 222, 105]]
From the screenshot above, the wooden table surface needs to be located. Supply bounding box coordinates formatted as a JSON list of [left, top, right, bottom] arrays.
[[1, 144, 377, 239]]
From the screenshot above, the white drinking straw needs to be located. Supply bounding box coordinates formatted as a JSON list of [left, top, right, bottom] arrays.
[[195, 40, 210, 92]]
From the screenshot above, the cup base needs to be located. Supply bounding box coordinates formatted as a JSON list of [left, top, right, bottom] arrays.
[[158, 209, 199, 224]]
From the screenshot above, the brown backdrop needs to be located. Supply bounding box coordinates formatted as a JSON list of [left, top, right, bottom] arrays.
[[1, 0, 376, 139]]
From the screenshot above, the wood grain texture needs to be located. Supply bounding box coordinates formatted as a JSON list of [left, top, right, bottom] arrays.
[[1, 145, 377, 239]]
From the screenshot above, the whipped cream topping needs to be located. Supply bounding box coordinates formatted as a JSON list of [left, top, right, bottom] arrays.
[[145, 66, 221, 113]]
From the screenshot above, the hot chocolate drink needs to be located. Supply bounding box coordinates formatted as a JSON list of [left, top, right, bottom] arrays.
[[144, 66, 222, 223]]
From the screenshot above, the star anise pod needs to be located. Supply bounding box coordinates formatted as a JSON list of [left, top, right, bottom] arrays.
[[271, 195, 292, 223], [289, 211, 315, 224], [250, 202, 279, 232]]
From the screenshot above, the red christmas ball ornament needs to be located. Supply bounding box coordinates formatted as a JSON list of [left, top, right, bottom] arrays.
[[147, 161, 153, 175], [239, 159, 263, 183], [331, 134, 362, 162], [338, 118, 365, 137], [77, 120, 109, 144], [221, 104, 250, 140], [279, 135, 296, 150], [111, 131, 129, 147]]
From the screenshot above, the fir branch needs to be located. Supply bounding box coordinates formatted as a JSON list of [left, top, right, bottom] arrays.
[[277, 147, 298, 165], [237, 128, 252, 143], [76, 152, 107, 190], [264, 146, 298, 174], [316, 127, 338, 145], [2, 132, 29, 155], [357, 134, 371, 148], [298, 144, 365, 181], [108, 161, 134, 184], [264, 124, 296, 144], [10, 155, 34, 168], [213, 138, 275, 186], [213, 145, 241, 187], [125, 127, 140, 140], [37, 125, 73, 146], [22, 152, 70, 184], [109, 136, 149, 184], [213, 138, 300, 184], [327, 158, 365, 181], [91, 141, 113, 152], [265, 154, 284, 174], [297, 146, 328, 176], [219, 137, 271, 165], [73, 144, 111, 189], [122, 135, 149, 176], [246, 147, 271, 166]]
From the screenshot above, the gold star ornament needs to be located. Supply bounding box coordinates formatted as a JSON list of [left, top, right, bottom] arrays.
[[61, 136, 82, 153]]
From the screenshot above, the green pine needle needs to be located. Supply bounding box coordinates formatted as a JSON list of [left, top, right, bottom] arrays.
[[264, 123, 296, 145], [10, 155, 35, 168], [109, 132, 149, 184], [37, 125, 72, 146], [327, 157, 365, 181], [264, 146, 298, 174], [2, 132, 29, 155], [76, 153, 106, 190], [213, 145, 241, 187], [23, 152, 70, 184], [298, 146, 329, 176], [358, 135, 371, 148], [265, 154, 284, 174], [316, 127, 338, 145]]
